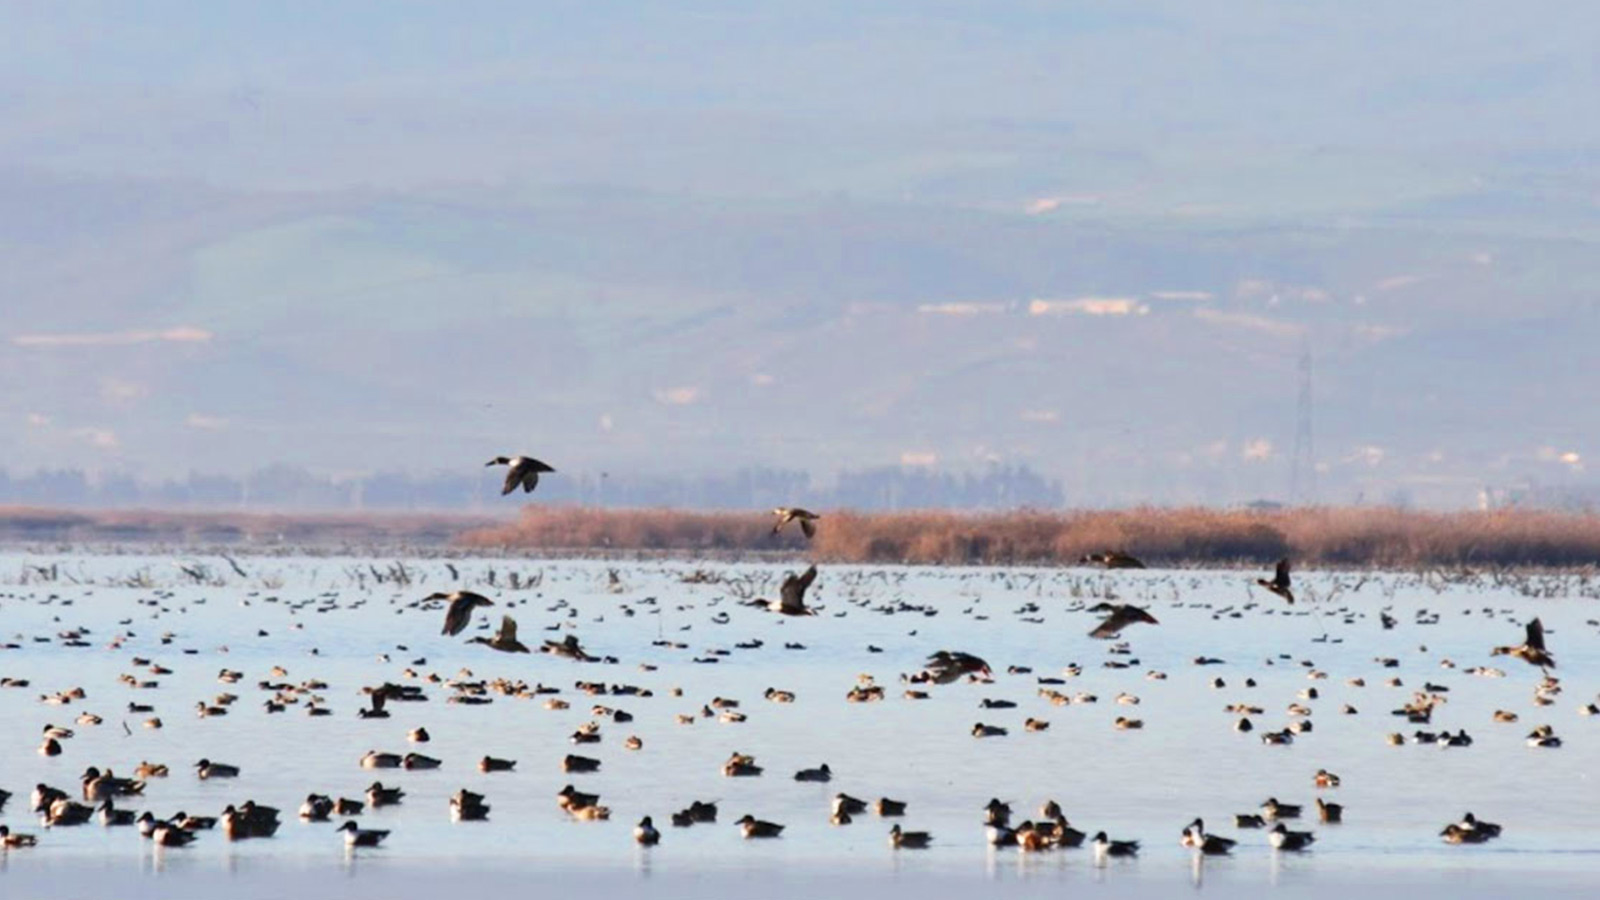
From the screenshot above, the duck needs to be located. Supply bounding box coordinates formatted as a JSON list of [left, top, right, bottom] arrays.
[[749, 566, 819, 616], [46, 798, 94, 826], [98, 799, 138, 826], [1441, 823, 1492, 844], [152, 823, 197, 847], [1087, 603, 1160, 639], [449, 789, 490, 822], [1261, 798, 1301, 821], [366, 782, 405, 807], [771, 507, 820, 539], [338, 820, 389, 848], [430, 590, 495, 637], [556, 784, 600, 811], [1316, 798, 1343, 823], [0, 825, 38, 848], [479, 755, 517, 773], [402, 752, 442, 770], [134, 761, 169, 779], [1092, 831, 1140, 860], [875, 797, 907, 817], [469, 616, 531, 653], [486, 455, 555, 495], [1268, 823, 1316, 851], [407, 728, 430, 743], [722, 752, 763, 777], [1457, 812, 1501, 839], [299, 794, 334, 821], [1257, 558, 1295, 604], [889, 823, 932, 849], [793, 764, 832, 783], [195, 759, 240, 779], [1491, 618, 1555, 670], [1235, 814, 1266, 829], [1025, 717, 1051, 732], [361, 750, 403, 769], [734, 814, 784, 838], [834, 794, 868, 816], [634, 816, 660, 845], [919, 651, 992, 684], [972, 722, 1008, 738], [1183, 818, 1236, 855]]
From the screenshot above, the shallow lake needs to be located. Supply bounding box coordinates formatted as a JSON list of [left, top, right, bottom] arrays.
[[1, 552, 1597, 897]]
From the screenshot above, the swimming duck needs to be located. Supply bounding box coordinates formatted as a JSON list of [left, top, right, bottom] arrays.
[[793, 764, 832, 783], [152, 823, 197, 847], [556, 784, 600, 811], [403, 752, 442, 770], [1024, 717, 1050, 732], [366, 782, 405, 807], [487, 455, 555, 495], [1456, 812, 1501, 839], [734, 814, 784, 838], [1261, 798, 1301, 820], [134, 761, 169, 779], [889, 823, 932, 849], [875, 797, 907, 817], [972, 722, 1008, 738], [1316, 798, 1343, 823], [722, 752, 763, 777], [195, 759, 240, 779], [0, 825, 38, 848], [338, 820, 389, 847], [98, 799, 137, 827], [564, 754, 601, 773], [299, 794, 334, 821], [1440, 823, 1492, 844], [1092, 831, 1140, 860], [46, 798, 94, 826], [634, 816, 660, 845], [834, 794, 868, 816], [1183, 818, 1236, 855], [361, 751, 403, 769], [450, 789, 490, 821], [1269, 823, 1316, 851], [408, 728, 430, 743], [764, 687, 796, 703]]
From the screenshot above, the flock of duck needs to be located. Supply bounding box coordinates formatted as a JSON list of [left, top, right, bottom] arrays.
[[0, 468, 1593, 871]]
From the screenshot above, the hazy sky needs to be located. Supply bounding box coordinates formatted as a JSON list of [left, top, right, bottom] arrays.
[[3, 3, 1598, 507]]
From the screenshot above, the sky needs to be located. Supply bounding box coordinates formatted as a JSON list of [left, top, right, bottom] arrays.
[[2, 2, 1598, 508]]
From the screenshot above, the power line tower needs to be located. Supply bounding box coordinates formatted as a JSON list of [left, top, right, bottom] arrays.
[[1289, 342, 1317, 505]]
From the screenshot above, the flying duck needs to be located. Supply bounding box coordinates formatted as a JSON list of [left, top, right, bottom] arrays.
[[771, 508, 820, 539], [1258, 559, 1295, 604], [1087, 603, 1160, 639], [431, 591, 495, 637], [486, 456, 555, 495]]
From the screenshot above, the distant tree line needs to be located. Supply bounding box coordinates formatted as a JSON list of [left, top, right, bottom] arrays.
[[0, 463, 1066, 512]]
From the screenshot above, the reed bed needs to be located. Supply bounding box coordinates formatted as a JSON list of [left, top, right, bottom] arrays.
[[459, 506, 1600, 569]]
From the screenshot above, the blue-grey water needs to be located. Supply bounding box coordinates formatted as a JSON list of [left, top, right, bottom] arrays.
[[1, 552, 1597, 898]]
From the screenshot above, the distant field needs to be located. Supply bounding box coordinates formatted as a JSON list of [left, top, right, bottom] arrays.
[[5, 505, 1599, 568]]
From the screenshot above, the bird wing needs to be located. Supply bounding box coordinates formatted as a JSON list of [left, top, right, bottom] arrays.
[[500, 467, 522, 496], [800, 517, 816, 539], [1525, 617, 1546, 651], [780, 566, 818, 611], [521, 469, 541, 493], [1274, 558, 1292, 589], [498, 616, 519, 643], [442, 598, 470, 636], [1089, 608, 1129, 639], [528, 458, 556, 473]]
